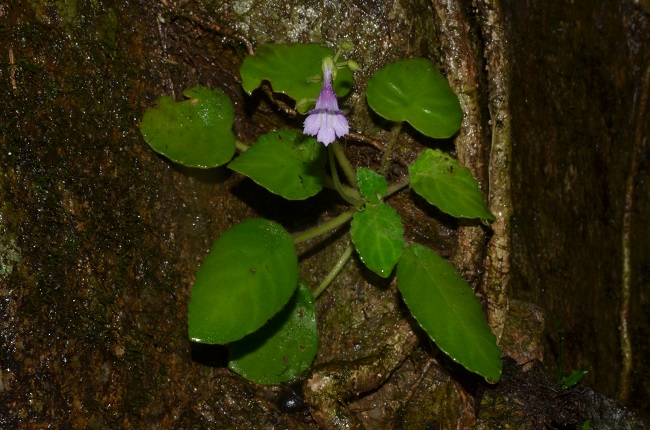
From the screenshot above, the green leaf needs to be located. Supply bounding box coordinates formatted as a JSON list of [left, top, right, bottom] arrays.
[[140, 87, 235, 168], [397, 244, 502, 382], [409, 149, 495, 221], [228, 129, 327, 200], [357, 167, 387, 204], [350, 203, 404, 278], [366, 58, 462, 138], [240, 43, 354, 102], [188, 219, 298, 344], [561, 369, 588, 389], [228, 282, 318, 384]]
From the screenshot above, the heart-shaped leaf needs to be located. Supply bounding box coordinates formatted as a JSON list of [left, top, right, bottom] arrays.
[[228, 129, 327, 200], [228, 282, 318, 384], [350, 203, 404, 278], [240, 43, 354, 102], [366, 58, 462, 138], [409, 149, 495, 221], [397, 244, 502, 382], [188, 219, 298, 344], [140, 87, 235, 168]]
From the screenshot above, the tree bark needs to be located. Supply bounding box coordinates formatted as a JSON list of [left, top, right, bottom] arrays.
[[1, 0, 649, 428]]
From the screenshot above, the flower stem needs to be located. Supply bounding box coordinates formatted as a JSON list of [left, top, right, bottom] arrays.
[[293, 208, 357, 245], [235, 140, 250, 152], [329, 148, 361, 206], [380, 122, 403, 176], [330, 142, 357, 186], [313, 242, 355, 299]]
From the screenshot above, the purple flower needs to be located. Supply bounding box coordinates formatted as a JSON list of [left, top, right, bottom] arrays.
[[303, 58, 349, 146]]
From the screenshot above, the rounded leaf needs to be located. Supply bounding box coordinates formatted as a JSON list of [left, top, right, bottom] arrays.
[[188, 219, 298, 344], [140, 87, 235, 168], [240, 43, 354, 101], [366, 58, 462, 138], [350, 203, 404, 278], [397, 244, 502, 382], [409, 149, 495, 221], [357, 167, 387, 204], [228, 282, 318, 384], [228, 129, 327, 200]]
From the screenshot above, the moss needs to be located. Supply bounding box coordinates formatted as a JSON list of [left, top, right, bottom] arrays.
[[4, 0, 649, 427], [0, 203, 21, 280]]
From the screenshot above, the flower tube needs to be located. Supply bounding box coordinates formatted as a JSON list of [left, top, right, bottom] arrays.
[[303, 57, 349, 146]]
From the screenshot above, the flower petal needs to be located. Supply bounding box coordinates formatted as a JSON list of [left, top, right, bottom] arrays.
[[302, 57, 349, 145], [331, 113, 349, 137], [317, 123, 336, 146], [303, 113, 322, 136]]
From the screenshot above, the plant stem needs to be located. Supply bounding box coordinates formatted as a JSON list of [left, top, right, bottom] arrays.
[[323, 176, 362, 200], [333, 46, 342, 63], [385, 177, 410, 199], [330, 142, 357, 186], [293, 208, 357, 245], [380, 122, 403, 176], [329, 148, 361, 206], [313, 242, 355, 299], [235, 140, 250, 152]]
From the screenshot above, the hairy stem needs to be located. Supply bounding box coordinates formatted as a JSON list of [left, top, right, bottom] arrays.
[[313, 243, 355, 299], [293, 209, 356, 245], [330, 142, 357, 186], [329, 147, 361, 206], [385, 177, 410, 199], [323, 176, 362, 200]]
